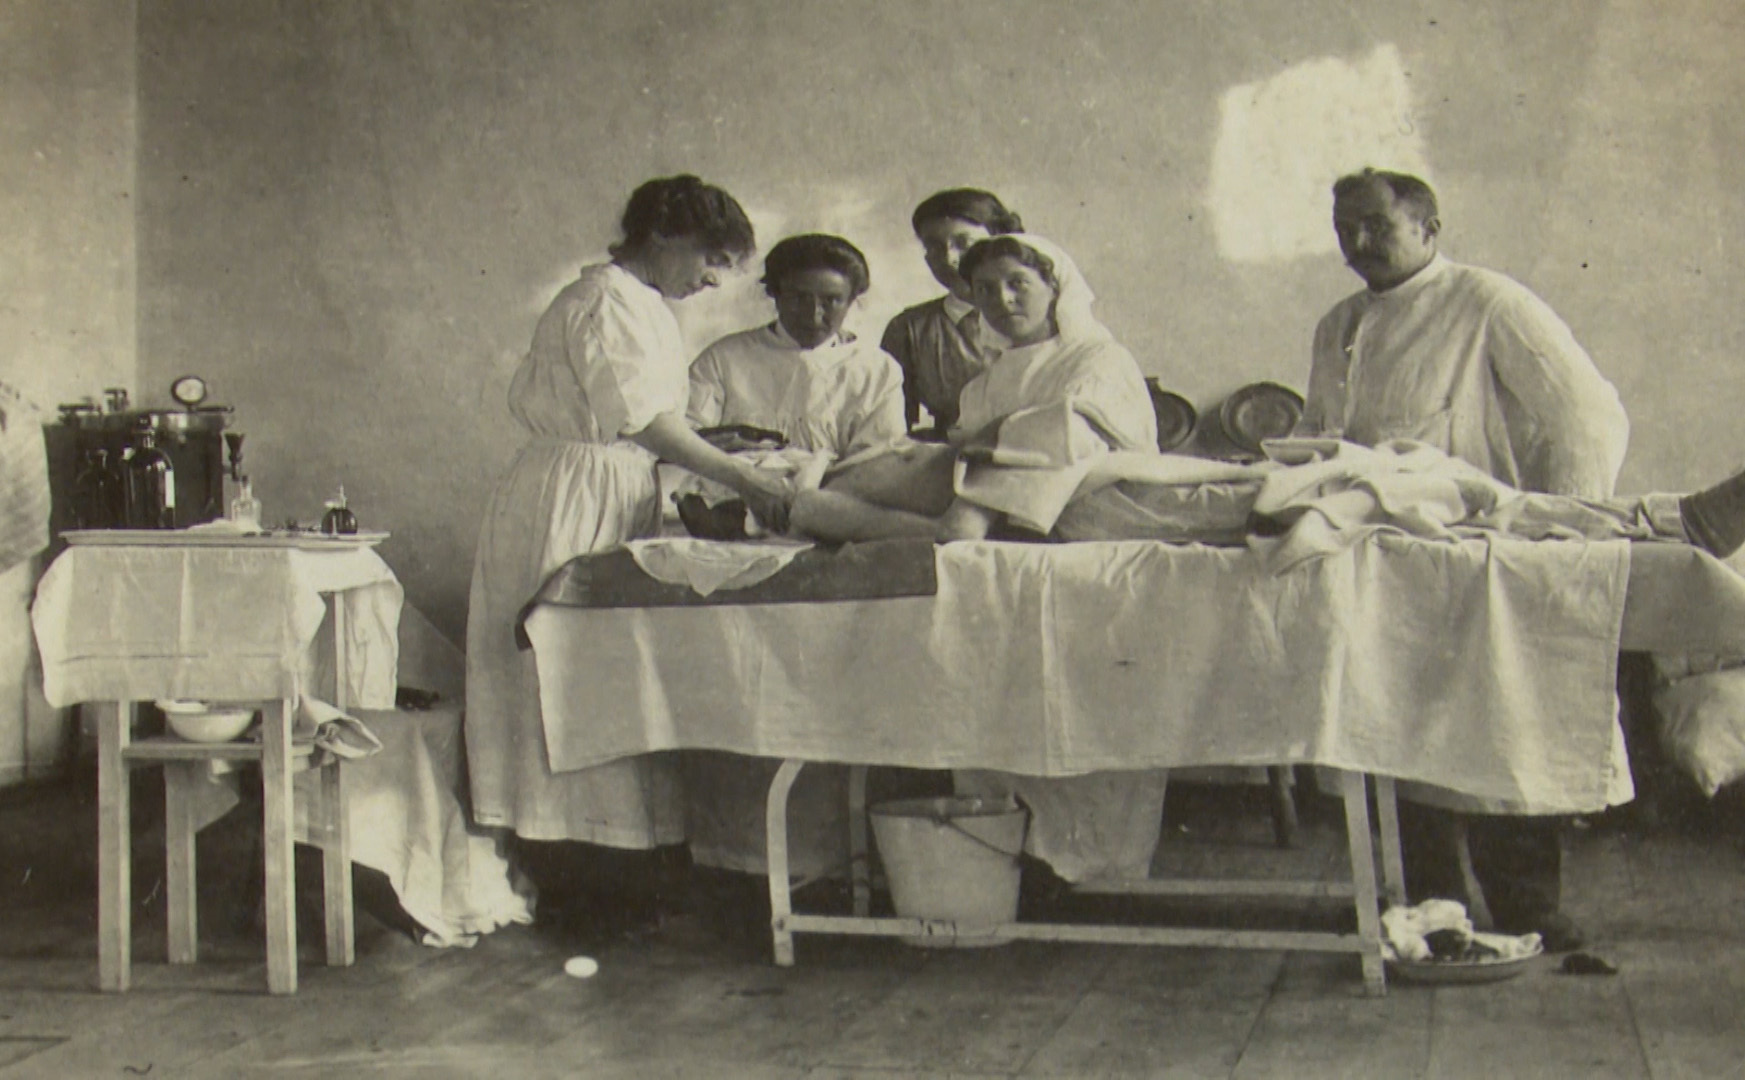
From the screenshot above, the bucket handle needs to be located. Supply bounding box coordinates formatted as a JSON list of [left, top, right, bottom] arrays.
[[923, 806, 1026, 862]]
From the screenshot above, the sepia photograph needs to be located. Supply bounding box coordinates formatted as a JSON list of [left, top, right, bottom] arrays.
[[2, 0, 1744, 1075]]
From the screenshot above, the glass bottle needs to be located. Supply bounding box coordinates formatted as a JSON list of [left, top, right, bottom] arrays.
[[320, 485, 358, 535], [227, 476, 261, 531], [72, 448, 119, 529], [125, 427, 177, 529]]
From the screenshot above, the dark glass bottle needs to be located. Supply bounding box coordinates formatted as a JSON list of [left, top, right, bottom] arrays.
[[125, 428, 177, 529], [321, 485, 358, 535], [72, 448, 120, 529]]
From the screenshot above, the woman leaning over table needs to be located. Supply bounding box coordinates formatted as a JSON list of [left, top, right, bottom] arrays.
[[465, 175, 790, 928]]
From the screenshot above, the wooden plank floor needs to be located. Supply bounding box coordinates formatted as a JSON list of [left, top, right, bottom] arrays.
[[1, 775, 1742, 1078]]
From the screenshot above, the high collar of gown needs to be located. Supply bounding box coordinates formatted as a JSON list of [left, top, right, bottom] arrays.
[[1360, 253, 1449, 306], [761, 321, 856, 361]]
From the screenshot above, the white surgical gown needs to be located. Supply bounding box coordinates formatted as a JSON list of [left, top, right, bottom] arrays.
[[681, 322, 906, 876], [465, 263, 689, 844], [688, 323, 906, 459], [1300, 255, 1629, 499]]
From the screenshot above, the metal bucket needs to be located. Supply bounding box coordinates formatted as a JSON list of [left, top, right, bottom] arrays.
[[869, 796, 1027, 948]]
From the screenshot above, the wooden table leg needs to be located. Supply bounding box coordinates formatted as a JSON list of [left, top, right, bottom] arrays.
[[848, 765, 870, 918], [261, 698, 298, 995], [321, 760, 354, 966], [1372, 775, 1407, 909], [765, 759, 804, 967], [97, 702, 133, 992], [164, 761, 201, 964], [1338, 770, 1387, 996]]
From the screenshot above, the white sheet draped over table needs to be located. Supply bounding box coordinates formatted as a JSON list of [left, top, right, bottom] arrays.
[[32, 546, 401, 708], [523, 533, 1634, 820]]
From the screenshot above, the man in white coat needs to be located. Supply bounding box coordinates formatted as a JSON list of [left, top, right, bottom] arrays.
[[1299, 168, 1631, 952]]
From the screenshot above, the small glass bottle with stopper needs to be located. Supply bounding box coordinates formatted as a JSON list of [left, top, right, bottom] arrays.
[[222, 432, 261, 531], [321, 485, 358, 535], [227, 477, 261, 531]]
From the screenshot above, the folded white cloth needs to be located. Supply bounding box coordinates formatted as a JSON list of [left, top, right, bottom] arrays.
[[1381, 899, 1541, 962], [298, 696, 384, 764], [627, 537, 812, 596]]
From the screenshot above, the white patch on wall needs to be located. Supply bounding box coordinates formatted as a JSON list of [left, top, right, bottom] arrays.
[[1207, 45, 1432, 263]]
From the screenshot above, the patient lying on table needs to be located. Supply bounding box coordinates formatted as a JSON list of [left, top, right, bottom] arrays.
[[676, 231, 1745, 890], [780, 231, 1745, 565]]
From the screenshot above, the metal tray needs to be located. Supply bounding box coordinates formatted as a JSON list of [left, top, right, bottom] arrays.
[[63, 529, 389, 551], [1387, 942, 1543, 985]]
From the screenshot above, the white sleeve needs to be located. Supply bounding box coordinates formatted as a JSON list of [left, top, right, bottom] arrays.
[[1487, 290, 1629, 498], [686, 345, 727, 430], [564, 288, 687, 438]]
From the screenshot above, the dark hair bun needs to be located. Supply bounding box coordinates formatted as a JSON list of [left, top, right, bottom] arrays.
[[759, 234, 871, 299], [612, 175, 756, 261]]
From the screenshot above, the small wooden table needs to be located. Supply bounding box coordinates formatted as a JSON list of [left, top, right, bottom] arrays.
[[31, 542, 400, 994]]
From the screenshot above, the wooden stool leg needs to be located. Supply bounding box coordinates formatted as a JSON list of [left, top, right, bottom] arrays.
[[848, 765, 870, 918], [1338, 770, 1387, 996], [1269, 766, 1299, 849], [261, 698, 298, 995], [97, 702, 133, 993], [320, 760, 354, 966], [164, 761, 201, 964]]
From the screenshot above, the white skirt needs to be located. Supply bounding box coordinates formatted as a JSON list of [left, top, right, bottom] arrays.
[[465, 439, 685, 845]]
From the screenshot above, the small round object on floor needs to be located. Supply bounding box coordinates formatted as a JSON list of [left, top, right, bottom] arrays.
[[563, 955, 599, 979]]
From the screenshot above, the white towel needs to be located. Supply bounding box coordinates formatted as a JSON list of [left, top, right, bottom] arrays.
[[627, 537, 812, 596]]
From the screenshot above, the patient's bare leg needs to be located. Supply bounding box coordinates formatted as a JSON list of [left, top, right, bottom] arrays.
[[790, 490, 939, 543]]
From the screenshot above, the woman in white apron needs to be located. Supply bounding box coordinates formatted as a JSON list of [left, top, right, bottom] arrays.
[[465, 175, 790, 928]]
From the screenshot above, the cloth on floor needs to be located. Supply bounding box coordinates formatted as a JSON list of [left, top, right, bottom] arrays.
[[0, 383, 49, 577], [296, 706, 534, 946], [185, 704, 534, 948], [627, 537, 813, 597]]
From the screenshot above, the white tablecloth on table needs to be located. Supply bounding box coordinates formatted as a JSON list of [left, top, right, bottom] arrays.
[[30, 545, 401, 709], [29, 544, 531, 947], [523, 534, 1634, 815]]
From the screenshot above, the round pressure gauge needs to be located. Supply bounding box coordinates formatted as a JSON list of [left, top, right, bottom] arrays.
[[170, 374, 208, 409]]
